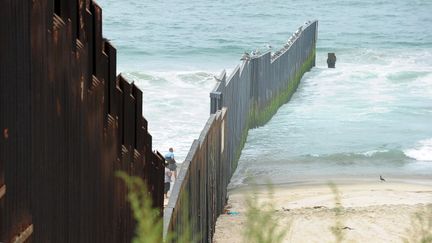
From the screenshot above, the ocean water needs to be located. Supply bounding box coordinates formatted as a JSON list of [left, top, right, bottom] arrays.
[[98, 0, 432, 184]]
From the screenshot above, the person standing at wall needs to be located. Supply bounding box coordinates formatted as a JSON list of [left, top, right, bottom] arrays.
[[165, 147, 177, 179], [164, 167, 172, 199]]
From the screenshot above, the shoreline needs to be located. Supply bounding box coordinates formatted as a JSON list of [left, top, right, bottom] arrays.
[[229, 175, 432, 192], [214, 178, 432, 243]]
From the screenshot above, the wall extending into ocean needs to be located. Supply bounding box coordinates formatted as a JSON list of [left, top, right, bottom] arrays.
[[0, 1, 164, 242], [164, 21, 318, 242]]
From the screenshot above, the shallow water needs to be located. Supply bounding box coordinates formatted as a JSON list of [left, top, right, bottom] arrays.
[[231, 49, 432, 186], [98, 0, 432, 184]]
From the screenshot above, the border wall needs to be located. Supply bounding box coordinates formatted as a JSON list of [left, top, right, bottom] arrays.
[[0, 1, 164, 242], [164, 21, 318, 242]]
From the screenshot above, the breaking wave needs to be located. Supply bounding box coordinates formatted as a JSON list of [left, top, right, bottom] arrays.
[[404, 138, 432, 162]]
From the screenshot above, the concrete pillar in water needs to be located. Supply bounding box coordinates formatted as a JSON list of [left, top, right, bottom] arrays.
[[327, 53, 336, 68]]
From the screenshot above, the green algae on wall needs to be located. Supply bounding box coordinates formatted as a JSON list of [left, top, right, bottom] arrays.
[[228, 23, 318, 172], [250, 48, 316, 128]]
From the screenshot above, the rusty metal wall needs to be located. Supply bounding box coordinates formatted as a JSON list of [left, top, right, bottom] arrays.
[[164, 21, 318, 242], [0, 0, 164, 242]]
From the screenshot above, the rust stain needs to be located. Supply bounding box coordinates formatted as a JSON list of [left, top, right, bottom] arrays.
[[56, 97, 61, 116], [53, 29, 58, 44], [3, 128, 8, 139], [80, 76, 84, 101], [0, 184, 5, 199]]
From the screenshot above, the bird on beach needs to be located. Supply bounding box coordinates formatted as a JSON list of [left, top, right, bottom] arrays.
[[380, 175, 386, 182]]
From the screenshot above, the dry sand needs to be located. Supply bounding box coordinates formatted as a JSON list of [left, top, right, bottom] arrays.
[[213, 179, 432, 243]]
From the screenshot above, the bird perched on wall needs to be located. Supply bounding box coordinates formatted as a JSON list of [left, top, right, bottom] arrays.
[[240, 52, 250, 61], [380, 175, 386, 182]]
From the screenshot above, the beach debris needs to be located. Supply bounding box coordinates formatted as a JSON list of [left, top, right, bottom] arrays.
[[341, 226, 354, 230], [223, 205, 239, 215], [380, 175, 386, 182], [313, 205, 326, 209], [281, 207, 290, 212], [227, 211, 240, 215]]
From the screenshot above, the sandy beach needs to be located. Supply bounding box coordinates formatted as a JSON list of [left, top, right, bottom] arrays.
[[213, 179, 432, 243]]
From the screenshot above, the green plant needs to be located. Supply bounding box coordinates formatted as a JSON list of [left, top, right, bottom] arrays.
[[171, 191, 199, 243], [328, 182, 345, 243], [403, 204, 432, 243], [243, 185, 288, 243], [117, 171, 197, 243], [116, 171, 163, 243]]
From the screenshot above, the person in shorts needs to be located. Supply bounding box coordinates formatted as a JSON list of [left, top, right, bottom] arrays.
[[164, 167, 172, 199], [165, 148, 177, 179]]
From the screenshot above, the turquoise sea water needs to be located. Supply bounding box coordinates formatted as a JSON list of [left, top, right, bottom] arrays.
[[98, 0, 432, 185]]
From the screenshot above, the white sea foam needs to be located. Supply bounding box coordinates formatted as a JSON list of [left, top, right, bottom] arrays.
[[404, 138, 432, 162], [360, 149, 390, 157], [124, 70, 217, 161]]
